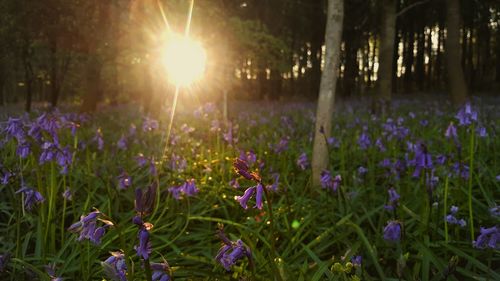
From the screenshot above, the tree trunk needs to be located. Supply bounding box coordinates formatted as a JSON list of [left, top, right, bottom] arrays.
[[404, 24, 415, 92], [445, 0, 468, 106], [49, 39, 59, 108], [80, 56, 102, 112], [377, 0, 396, 113], [312, 0, 344, 187]]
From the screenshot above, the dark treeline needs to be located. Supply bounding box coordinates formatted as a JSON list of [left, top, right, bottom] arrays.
[[0, 0, 499, 112]]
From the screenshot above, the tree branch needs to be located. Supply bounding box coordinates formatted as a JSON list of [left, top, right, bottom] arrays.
[[396, 0, 431, 17]]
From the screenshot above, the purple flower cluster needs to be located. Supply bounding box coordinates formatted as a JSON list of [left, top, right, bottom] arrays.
[[473, 226, 499, 250], [215, 227, 252, 271], [296, 152, 309, 170], [236, 183, 264, 210], [168, 179, 199, 200], [320, 170, 341, 192], [151, 261, 171, 281], [445, 206, 466, 227], [102, 251, 127, 281], [455, 103, 477, 126], [16, 185, 44, 211], [68, 210, 113, 245]]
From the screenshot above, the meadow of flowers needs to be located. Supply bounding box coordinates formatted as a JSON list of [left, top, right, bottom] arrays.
[[0, 99, 499, 280]]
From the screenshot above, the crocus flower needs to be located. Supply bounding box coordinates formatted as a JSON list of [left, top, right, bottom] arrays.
[[383, 221, 402, 242], [16, 186, 44, 211], [102, 251, 127, 281], [297, 153, 309, 170], [473, 226, 499, 250]]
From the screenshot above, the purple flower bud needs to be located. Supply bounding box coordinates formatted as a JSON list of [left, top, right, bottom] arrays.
[[297, 153, 309, 170], [16, 186, 44, 211], [135, 228, 152, 260], [254, 183, 264, 210]]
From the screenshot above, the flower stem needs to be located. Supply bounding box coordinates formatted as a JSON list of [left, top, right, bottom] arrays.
[[468, 125, 475, 241], [262, 186, 284, 281]]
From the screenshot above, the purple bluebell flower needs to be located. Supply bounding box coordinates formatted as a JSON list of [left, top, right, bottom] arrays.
[[5, 118, 25, 141], [168, 179, 198, 200], [62, 188, 72, 201], [412, 143, 433, 178], [16, 186, 44, 211], [473, 226, 499, 250], [135, 184, 157, 215], [358, 132, 371, 150], [56, 146, 72, 174], [379, 158, 392, 168], [320, 170, 341, 192], [327, 137, 340, 148], [169, 153, 187, 172], [102, 251, 127, 281], [358, 166, 368, 175], [223, 123, 238, 145], [1, 170, 11, 185], [16, 142, 30, 158], [229, 178, 240, 189], [436, 154, 447, 165], [233, 158, 258, 181], [351, 256, 362, 267], [210, 119, 221, 132], [254, 183, 264, 209], [117, 171, 132, 190], [135, 227, 152, 260], [420, 119, 429, 126], [142, 117, 159, 132], [180, 123, 195, 134], [45, 263, 62, 281], [274, 137, 289, 153], [0, 252, 11, 272], [68, 210, 113, 245], [490, 206, 500, 217], [445, 206, 466, 228], [93, 129, 104, 150], [215, 227, 252, 271], [476, 126, 488, 138], [496, 175, 500, 181], [451, 162, 469, 179], [135, 153, 148, 167], [151, 261, 171, 281], [375, 138, 386, 152], [117, 135, 127, 150], [236, 186, 256, 210], [385, 188, 400, 211], [383, 221, 402, 242], [445, 122, 458, 139], [297, 153, 309, 170], [40, 142, 57, 164], [455, 102, 477, 126], [267, 173, 280, 192]]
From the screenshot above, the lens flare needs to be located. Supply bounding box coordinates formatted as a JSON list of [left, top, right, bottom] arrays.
[[162, 34, 206, 86]]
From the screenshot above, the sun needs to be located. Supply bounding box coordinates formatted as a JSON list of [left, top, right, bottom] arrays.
[[161, 34, 207, 86]]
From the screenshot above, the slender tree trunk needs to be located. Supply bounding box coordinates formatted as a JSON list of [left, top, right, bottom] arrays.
[[416, 26, 425, 91], [435, 23, 444, 89], [404, 24, 415, 92], [80, 56, 102, 112], [22, 45, 34, 112], [49, 39, 59, 108], [445, 0, 468, 106], [312, 0, 344, 187], [377, 0, 396, 114]]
